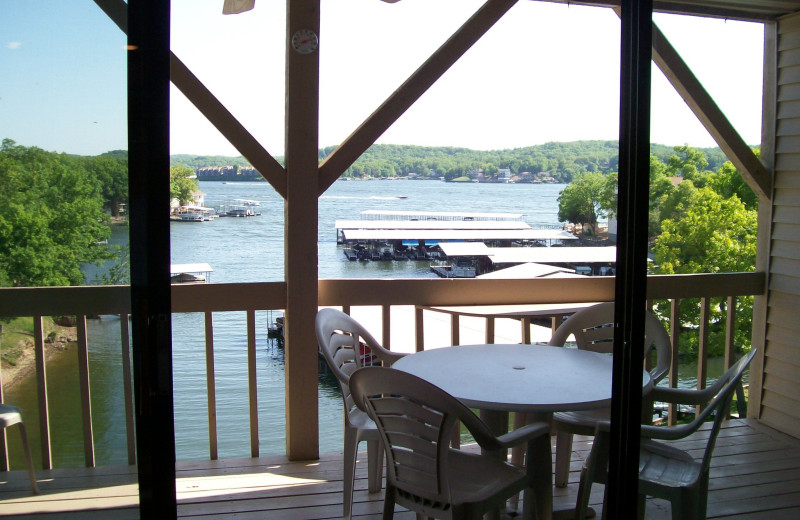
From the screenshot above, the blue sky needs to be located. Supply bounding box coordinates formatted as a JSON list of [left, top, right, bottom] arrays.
[[2, 0, 765, 157]]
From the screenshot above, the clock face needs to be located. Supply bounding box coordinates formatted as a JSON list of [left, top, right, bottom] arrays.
[[291, 29, 318, 55]]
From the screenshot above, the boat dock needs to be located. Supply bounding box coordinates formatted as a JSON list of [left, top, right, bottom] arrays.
[[336, 210, 576, 265], [170, 263, 213, 284], [438, 243, 618, 277]]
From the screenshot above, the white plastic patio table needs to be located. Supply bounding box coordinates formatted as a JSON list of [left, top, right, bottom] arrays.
[[392, 343, 652, 520]]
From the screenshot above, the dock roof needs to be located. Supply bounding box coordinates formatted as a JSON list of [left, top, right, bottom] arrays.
[[341, 229, 577, 242], [335, 219, 533, 231], [360, 210, 524, 221], [477, 262, 580, 279], [439, 245, 617, 264], [487, 246, 618, 265], [170, 263, 214, 274]]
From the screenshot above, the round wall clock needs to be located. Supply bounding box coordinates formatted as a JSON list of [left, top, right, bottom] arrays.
[[291, 29, 318, 55]]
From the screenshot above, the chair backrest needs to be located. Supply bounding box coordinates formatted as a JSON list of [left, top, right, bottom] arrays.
[[349, 366, 501, 507], [315, 308, 386, 419], [548, 302, 672, 383]]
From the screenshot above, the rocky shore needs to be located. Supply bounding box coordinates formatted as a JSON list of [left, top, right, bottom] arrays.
[[0, 324, 75, 390]]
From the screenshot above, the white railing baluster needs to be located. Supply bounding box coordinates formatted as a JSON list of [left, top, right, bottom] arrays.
[[204, 311, 218, 460], [32, 315, 53, 469], [381, 305, 391, 350], [697, 297, 711, 416], [76, 315, 95, 467], [246, 309, 258, 458], [119, 313, 136, 465], [668, 299, 681, 426]]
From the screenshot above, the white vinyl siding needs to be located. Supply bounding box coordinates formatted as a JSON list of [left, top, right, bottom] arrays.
[[763, 11, 800, 438]]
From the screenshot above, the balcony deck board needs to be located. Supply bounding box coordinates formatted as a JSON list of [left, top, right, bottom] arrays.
[[1, 419, 799, 519]]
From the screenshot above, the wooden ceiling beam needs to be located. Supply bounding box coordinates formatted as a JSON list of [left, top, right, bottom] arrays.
[[94, 0, 287, 199], [651, 21, 772, 200], [170, 54, 287, 199], [317, 0, 519, 194], [534, 0, 796, 22]]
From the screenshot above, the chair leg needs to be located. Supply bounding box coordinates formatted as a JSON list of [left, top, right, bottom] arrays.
[[343, 429, 358, 519], [17, 422, 39, 495], [574, 466, 593, 520], [554, 430, 573, 488], [367, 438, 383, 493], [382, 485, 396, 520]]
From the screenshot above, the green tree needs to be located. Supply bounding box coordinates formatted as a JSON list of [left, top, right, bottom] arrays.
[[170, 164, 198, 205], [85, 155, 128, 217], [0, 139, 112, 287], [706, 160, 758, 210], [665, 144, 711, 187], [599, 171, 618, 218], [653, 187, 757, 357], [557, 172, 607, 234]]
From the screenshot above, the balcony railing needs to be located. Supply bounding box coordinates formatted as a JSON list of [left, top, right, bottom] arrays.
[[0, 272, 765, 469]]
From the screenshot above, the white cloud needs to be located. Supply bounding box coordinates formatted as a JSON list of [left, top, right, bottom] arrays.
[[6, 42, 22, 50]]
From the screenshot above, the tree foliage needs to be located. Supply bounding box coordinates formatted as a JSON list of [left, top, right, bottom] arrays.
[[170, 164, 199, 205], [556, 172, 607, 233], [0, 139, 113, 287], [555, 144, 760, 359]]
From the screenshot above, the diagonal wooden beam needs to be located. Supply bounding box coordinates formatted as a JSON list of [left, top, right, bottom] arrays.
[[169, 54, 287, 198], [94, 0, 287, 199], [650, 22, 771, 200], [318, 0, 518, 194]]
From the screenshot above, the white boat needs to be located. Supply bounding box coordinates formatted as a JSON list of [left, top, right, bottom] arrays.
[[178, 212, 204, 222]]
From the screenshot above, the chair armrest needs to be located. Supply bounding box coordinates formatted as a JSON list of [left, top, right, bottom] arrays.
[[492, 422, 550, 450], [593, 417, 694, 442], [648, 386, 715, 406], [640, 422, 695, 441], [375, 349, 407, 366]]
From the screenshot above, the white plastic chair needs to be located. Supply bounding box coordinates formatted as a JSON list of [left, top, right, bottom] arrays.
[[350, 366, 553, 520], [0, 403, 39, 494], [574, 349, 756, 520], [315, 308, 406, 519], [548, 302, 671, 487]]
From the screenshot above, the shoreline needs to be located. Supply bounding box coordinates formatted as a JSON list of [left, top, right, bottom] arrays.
[[1, 325, 75, 390]]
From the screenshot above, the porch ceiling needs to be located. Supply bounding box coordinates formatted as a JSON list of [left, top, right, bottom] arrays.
[[537, 0, 800, 22]]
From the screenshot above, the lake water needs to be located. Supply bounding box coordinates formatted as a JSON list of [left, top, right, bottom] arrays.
[[4, 179, 725, 469], [5, 179, 564, 467]]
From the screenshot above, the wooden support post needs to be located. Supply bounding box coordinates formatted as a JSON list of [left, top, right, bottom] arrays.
[[284, 0, 320, 461]]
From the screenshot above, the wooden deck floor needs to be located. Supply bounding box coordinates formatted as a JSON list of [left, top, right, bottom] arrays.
[[1, 419, 799, 519]]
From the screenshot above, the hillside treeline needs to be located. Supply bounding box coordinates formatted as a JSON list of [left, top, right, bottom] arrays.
[[174, 140, 729, 184]]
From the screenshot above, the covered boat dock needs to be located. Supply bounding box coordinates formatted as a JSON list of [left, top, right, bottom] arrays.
[[439, 244, 618, 276]]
